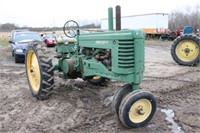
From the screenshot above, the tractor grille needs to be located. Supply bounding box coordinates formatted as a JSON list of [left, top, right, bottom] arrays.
[[118, 40, 134, 68]]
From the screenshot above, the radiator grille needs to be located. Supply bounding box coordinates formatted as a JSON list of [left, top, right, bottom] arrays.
[[118, 40, 134, 68]]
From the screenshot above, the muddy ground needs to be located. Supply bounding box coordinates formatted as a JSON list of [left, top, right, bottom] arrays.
[[0, 40, 199, 133]]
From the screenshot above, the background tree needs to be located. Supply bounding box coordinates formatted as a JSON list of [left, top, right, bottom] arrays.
[[169, 4, 200, 32], [0, 23, 16, 32]]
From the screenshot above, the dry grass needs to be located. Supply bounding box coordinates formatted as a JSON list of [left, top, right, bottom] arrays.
[[0, 31, 64, 40], [38, 30, 63, 36], [0, 32, 10, 46], [0, 32, 10, 40]]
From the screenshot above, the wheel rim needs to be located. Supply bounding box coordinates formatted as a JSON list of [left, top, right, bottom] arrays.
[[26, 49, 41, 92], [93, 76, 101, 80], [176, 40, 199, 62], [129, 99, 152, 123]]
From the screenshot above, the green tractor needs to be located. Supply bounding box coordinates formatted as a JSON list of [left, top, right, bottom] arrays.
[[25, 7, 157, 128], [171, 27, 200, 66]]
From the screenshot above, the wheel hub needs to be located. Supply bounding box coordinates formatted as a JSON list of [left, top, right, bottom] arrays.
[[30, 66, 37, 80], [26, 50, 41, 92], [30, 66, 34, 73], [137, 105, 145, 115], [176, 40, 199, 62], [129, 99, 152, 123], [184, 48, 190, 54]]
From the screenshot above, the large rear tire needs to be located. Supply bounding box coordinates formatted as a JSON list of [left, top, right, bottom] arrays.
[[171, 34, 200, 66], [25, 42, 54, 100]]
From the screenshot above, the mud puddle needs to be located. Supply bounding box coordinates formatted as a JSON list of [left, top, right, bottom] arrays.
[[161, 109, 184, 133]]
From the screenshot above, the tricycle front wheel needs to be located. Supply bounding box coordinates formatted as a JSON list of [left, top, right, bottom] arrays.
[[119, 90, 157, 128]]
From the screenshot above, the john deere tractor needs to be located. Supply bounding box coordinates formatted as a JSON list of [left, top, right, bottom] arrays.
[[25, 7, 157, 128], [171, 27, 200, 66]]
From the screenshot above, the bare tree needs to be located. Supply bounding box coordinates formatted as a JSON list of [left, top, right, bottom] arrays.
[[169, 4, 200, 32], [0, 23, 16, 32]]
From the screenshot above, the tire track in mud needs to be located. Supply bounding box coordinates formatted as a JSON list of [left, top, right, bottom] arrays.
[[142, 68, 200, 133], [156, 83, 200, 133], [26, 78, 111, 132], [144, 69, 200, 86], [0, 64, 25, 76], [0, 71, 25, 77], [142, 68, 200, 106]]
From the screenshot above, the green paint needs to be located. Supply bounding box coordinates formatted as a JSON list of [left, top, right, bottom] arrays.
[[53, 7, 145, 89], [54, 29, 145, 87], [108, 7, 113, 31]]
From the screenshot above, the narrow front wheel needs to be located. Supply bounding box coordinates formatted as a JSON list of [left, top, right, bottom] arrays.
[[112, 84, 136, 116], [119, 91, 157, 128]]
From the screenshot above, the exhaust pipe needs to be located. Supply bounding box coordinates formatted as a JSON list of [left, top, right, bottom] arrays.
[[116, 5, 121, 30]]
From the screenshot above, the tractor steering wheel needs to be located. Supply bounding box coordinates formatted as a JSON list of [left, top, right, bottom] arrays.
[[63, 20, 79, 38]]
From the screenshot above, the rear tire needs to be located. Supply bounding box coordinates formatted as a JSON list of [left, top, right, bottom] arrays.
[[25, 42, 54, 100], [171, 34, 200, 66]]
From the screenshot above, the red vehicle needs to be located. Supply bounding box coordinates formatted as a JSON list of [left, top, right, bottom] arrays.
[[42, 33, 57, 47]]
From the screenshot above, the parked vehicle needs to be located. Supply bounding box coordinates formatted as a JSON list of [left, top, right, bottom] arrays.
[[8, 29, 29, 39], [41, 33, 57, 47], [9, 31, 43, 63]]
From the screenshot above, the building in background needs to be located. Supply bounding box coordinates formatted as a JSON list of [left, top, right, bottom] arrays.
[[101, 13, 169, 38]]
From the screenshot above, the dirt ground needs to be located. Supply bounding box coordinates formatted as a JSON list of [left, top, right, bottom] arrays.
[[0, 40, 200, 133]]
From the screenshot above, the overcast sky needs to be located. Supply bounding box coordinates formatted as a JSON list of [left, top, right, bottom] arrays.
[[0, 0, 199, 27]]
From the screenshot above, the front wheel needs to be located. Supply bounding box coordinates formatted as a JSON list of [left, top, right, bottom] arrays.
[[112, 84, 134, 116], [119, 91, 157, 128], [25, 42, 54, 100]]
